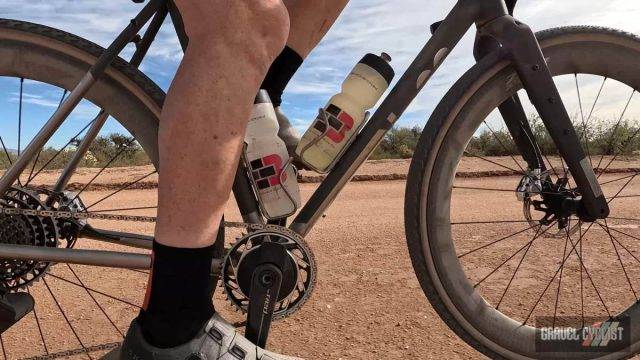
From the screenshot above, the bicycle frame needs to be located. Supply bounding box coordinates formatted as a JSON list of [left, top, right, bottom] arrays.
[[0, 0, 609, 268]]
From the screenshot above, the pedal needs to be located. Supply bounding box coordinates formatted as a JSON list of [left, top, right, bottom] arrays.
[[0, 292, 34, 333]]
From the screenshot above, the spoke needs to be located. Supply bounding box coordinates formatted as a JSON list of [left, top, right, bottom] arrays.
[[597, 127, 640, 177], [541, 153, 560, 180], [579, 223, 584, 327], [474, 222, 555, 288], [42, 278, 91, 360], [582, 77, 606, 167], [496, 225, 543, 309], [523, 222, 598, 324], [453, 185, 562, 197], [607, 216, 640, 221], [596, 89, 635, 174], [85, 171, 157, 210], [17, 78, 23, 157], [613, 195, 640, 199], [70, 138, 137, 203], [607, 172, 638, 204], [483, 120, 526, 173], [27, 287, 49, 355], [463, 151, 526, 176], [453, 186, 513, 192], [25, 118, 97, 185], [552, 226, 570, 329], [26, 89, 68, 182], [458, 224, 539, 258], [605, 227, 640, 266], [604, 226, 640, 245], [66, 264, 124, 337], [599, 172, 638, 187], [48, 273, 141, 308], [563, 225, 612, 319], [20, 343, 121, 360], [127, 268, 150, 275], [452, 220, 532, 225], [600, 220, 637, 300], [0, 137, 13, 167]]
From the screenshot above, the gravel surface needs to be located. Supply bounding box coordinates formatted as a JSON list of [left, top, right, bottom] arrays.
[[2, 159, 640, 359]]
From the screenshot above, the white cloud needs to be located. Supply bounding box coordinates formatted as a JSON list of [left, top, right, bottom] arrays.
[[2, 0, 640, 132]]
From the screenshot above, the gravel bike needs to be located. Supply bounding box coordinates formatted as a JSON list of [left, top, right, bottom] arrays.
[[1, 0, 640, 358]]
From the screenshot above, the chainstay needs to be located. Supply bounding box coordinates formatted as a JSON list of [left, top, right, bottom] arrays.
[[0, 207, 270, 231]]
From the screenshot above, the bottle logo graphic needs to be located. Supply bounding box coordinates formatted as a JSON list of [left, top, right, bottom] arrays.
[[250, 154, 287, 189], [312, 104, 354, 144]]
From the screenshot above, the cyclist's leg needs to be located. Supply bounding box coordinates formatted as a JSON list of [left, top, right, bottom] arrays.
[[285, 0, 350, 58], [262, 0, 349, 152], [139, 0, 290, 349]]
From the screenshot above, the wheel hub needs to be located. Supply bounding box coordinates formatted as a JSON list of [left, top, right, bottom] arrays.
[[522, 175, 584, 238]]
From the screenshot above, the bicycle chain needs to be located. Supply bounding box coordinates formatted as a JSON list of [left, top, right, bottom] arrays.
[[20, 341, 121, 360], [3, 206, 305, 360], [0, 206, 272, 231]]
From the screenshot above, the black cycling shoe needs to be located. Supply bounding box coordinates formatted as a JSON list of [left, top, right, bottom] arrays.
[[118, 314, 302, 360]]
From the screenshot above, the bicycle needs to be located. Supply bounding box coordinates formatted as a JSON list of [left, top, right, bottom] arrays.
[[0, 0, 639, 358]]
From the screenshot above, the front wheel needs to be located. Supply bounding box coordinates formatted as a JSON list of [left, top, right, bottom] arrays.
[[406, 26, 640, 359]]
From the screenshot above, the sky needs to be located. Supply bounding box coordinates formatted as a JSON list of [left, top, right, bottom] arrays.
[[1, 0, 640, 149]]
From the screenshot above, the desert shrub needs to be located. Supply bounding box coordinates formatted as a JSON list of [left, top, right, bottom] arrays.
[[371, 125, 422, 159], [0, 134, 150, 170]]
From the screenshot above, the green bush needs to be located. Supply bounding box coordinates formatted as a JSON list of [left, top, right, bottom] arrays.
[[371, 126, 422, 160], [0, 134, 150, 171]]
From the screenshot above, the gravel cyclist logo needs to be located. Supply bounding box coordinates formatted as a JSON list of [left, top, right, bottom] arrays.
[[535, 316, 630, 353]]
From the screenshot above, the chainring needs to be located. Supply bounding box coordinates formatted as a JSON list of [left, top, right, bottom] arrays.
[[221, 226, 316, 319]]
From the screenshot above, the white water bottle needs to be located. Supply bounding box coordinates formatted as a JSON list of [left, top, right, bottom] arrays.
[[296, 53, 395, 173], [244, 90, 301, 219]]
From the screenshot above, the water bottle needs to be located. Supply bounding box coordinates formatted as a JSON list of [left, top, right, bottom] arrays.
[[296, 53, 395, 173], [244, 90, 301, 219]]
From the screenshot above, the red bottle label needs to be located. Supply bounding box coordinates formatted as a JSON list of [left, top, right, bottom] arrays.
[[250, 154, 287, 190], [313, 104, 354, 144]]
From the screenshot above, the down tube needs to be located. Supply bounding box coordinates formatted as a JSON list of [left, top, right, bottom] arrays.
[[290, 1, 496, 237]]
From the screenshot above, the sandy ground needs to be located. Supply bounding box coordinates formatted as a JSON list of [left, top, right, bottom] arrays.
[[9, 155, 640, 187], [2, 159, 640, 359]]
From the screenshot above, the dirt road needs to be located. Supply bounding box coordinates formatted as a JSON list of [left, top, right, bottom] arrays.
[[3, 160, 640, 359], [1, 180, 483, 360]]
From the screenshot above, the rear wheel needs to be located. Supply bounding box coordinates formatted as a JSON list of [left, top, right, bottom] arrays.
[[0, 19, 229, 358], [406, 26, 640, 359]]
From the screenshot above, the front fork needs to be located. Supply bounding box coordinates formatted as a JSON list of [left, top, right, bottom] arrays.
[[475, 16, 609, 220], [474, 34, 545, 172]]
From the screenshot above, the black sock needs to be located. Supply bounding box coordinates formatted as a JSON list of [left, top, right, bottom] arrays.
[[261, 46, 303, 107], [138, 241, 216, 348]]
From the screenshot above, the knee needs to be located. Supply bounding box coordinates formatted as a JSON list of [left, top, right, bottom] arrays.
[[178, 0, 289, 67]]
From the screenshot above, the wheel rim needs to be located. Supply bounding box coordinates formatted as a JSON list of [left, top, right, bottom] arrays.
[[422, 31, 640, 359], [0, 22, 164, 358]]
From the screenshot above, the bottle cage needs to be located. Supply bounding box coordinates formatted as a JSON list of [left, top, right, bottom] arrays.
[[298, 107, 370, 174]]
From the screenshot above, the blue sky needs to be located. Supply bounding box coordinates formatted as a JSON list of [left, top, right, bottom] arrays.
[[1, 0, 640, 149]]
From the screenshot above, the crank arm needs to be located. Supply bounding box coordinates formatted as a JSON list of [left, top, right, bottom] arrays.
[[244, 241, 289, 348], [481, 16, 609, 219]]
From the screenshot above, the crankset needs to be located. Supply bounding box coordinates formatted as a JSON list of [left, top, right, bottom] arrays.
[[221, 227, 317, 320]]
